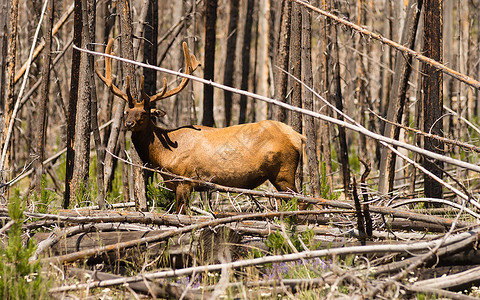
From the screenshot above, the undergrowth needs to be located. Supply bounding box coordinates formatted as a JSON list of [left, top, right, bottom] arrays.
[[0, 190, 49, 299]]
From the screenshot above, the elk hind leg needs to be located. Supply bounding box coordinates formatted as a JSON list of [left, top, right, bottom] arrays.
[[175, 183, 192, 214]]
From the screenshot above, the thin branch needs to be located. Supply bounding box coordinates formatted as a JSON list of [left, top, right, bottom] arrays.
[[371, 109, 480, 153], [107, 150, 471, 228], [73, 44, 480, 175], [292, 0, 480, 90], [392, 198, 480, 219]]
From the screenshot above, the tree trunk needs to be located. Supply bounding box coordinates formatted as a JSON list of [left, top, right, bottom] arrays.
[[143, 0, 158, 202], [119, 0, 148, 211], [102, 3, 124, 196], [238, 0, 254, 124], [255, 0, 269, 121], [0, 5, 8, 126], [84, 0, 105, 209], [223, 0, 239, 127], [331, 13, 350, 196], [202, 0, 217, 127], [422, 0, 444, 202], [377, 0, 423, 197], [71, 0, 97, 205], [290, 2, 302, 188], [301, 6, 320, 197], [0, 0, 18, 200], [35, 0, 54, 196], [379, 0, 393, 119], [274, 0, 291, 123], [64, 0, 82, 208], [319, 0, 333, 191]]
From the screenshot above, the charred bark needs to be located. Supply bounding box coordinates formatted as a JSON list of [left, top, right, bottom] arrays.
[[422, 0, 444, 202], [202, 0, 217, 127], [238, 0, 254, 124], [64, 0, 82, 208], [378, 0, 423, 196], [35, 0, 54, 196], [223, 0, 239, 127]]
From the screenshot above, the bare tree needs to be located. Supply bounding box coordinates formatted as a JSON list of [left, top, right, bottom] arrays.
[[223, 0, 239, 127], [64, 0, 83, 208], [238, 0, 254, 124], [34, 0, 54, 196], [422, 0, 444, 202], [301, 5, 320, 197], [71, 0, 97, 205], [83, 0, 105, 209], [0, 2, 7, 120], [290, 2, 302, 188], [329, 1, 349, 195], [119, 0, 148, 211], [274, 0, 291, 123], [143, 0, 158, 198], [202, 0, 217, 127], [377, 0, 423, 196]]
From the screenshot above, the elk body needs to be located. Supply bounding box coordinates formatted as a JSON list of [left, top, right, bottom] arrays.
[[97, 39, 305, 213]]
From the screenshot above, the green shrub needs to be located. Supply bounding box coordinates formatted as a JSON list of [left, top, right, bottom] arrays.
[[0, 190, 48, 299]]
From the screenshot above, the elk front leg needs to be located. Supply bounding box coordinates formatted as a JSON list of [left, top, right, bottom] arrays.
[[175, 183, 192, 214]]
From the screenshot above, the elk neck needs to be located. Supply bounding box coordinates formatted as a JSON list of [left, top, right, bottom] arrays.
[[130, 120, 179, 166]]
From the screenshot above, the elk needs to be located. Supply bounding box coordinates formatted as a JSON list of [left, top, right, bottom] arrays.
[[96, 38, 305, 213]]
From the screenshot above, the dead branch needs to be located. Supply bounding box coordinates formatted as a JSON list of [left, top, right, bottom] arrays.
[[292, 0, 480, 90], [405, 285, 478, 300], [13, 3, 75, 83], [106, 152, 474, 229], [371, 227, 479, 275], [371, 109, 480, 153], [49, 227, 480, 293], [412, 265, 480, 291], [67, 267, 201, 299], [39, 210, 350, 265], [74, 45, 480, 175]]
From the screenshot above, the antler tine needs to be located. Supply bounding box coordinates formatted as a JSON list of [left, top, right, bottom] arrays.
[[94, 38, 129, 102], [125, 76, 135, 107], [149, 42, 200, 103], [145, 78, 168, 103]]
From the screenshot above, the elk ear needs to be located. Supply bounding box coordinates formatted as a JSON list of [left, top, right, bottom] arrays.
[[151, 108, 166, 118]]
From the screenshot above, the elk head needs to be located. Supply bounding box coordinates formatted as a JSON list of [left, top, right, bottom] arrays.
[[95, 38, 200, 131]]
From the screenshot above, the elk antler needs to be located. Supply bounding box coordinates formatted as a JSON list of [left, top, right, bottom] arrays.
[[96, 39, 200, 106], [95, 38, 130, 103], [148, 42, 201, 103]]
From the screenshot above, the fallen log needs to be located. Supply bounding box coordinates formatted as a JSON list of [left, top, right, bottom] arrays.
[[34, 225, 243, 268], [413, 265, 480, 291], [67, 267, 203, 299]]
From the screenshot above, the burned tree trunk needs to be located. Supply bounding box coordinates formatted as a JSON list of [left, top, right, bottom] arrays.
[[274, 0, 291, 123], [290, 2, 303, 188], [64, 0, 82, 208], [35, 0, 54, 196], [202, 0, 217, 127], [377, 0, 423, 196], [238, 0, 254, 124], [301, 6, 320, 197], [422, 0, 444, 202], [119, 0, 148, 211], [223, 0, 239, 127]]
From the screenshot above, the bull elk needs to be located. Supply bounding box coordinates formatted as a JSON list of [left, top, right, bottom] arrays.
[[96, 38, 305, 213]]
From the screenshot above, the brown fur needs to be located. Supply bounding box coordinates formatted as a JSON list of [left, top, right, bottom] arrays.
[[127, 102, 305, 213]]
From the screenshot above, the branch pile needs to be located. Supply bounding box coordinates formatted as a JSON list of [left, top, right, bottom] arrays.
[[2, 194, 478, 299]]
